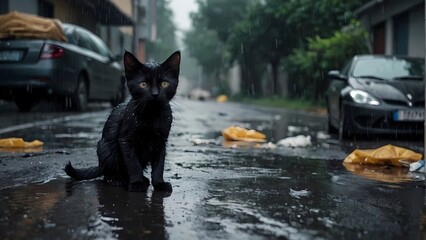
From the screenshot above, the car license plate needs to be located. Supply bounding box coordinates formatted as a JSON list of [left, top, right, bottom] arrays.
[[0, 50, 24, 62], [393, 109, 424, 121]]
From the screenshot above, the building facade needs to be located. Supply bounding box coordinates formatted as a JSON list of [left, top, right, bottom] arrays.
[[356, 0, 425, 58], [0, 0, 135, 57]]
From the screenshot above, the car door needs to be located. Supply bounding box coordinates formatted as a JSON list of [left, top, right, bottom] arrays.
[[88, 33, 121, 99], [328, 60, 352, 125], [75, 29, 106, 100]]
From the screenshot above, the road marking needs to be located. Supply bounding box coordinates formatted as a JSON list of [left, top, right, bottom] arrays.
[[0, 112, 103, 135]]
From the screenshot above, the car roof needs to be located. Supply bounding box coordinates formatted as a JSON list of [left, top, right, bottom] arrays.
[[353, 54, 424, 61], [61, 23, 84, 32]]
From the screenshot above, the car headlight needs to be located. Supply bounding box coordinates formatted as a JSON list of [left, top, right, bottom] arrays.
[[349, 90, 380, 105]]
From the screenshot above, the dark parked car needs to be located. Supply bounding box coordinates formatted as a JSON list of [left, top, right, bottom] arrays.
[[0, 23, 125, 112], [325, 54, 425, 139]]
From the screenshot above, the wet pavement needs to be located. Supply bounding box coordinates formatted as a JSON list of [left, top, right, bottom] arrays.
[[0, 98, 425, 239]]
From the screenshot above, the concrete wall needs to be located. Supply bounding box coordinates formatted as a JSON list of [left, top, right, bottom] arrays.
[[408, 6, 425, 57], [358, 0, 425, 57]]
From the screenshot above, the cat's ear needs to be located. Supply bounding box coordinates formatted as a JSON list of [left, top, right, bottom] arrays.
[[162, 51, 181, 76], [123, 51, 142, 77]]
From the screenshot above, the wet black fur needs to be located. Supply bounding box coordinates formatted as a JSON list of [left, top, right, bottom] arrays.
[[64, 50, 180, 192]]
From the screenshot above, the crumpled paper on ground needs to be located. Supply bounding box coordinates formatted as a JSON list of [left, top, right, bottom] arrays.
[[342, 163, 422, 183], [277, 135, 311, 147], [343, 144, 422, 167], [0, 138, 43, 148], [222, 126, 266, 143]]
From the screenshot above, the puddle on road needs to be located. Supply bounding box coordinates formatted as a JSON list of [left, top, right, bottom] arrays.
[[0, 179, 171, 240], [2, 151, 424, 239]]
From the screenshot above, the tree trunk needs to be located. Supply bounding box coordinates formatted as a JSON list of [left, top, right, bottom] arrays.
[[270, 58, 279, 96]]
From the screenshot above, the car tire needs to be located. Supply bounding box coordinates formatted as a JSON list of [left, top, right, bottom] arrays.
[[15, 97, 35, 112], [338, 104, 350, 140], [111, 79, 125, 107], [71, 74, 88, 111]]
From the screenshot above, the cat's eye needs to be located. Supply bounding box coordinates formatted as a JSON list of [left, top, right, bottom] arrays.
[[160, 81, 170, 88], [139, 82, 149, 88]]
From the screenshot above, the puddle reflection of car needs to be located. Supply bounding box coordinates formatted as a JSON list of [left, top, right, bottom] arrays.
[[0, 23, 125, 112], [325, 54, 424, 139]]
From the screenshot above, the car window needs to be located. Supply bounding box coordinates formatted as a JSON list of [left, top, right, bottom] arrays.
[[340, 59, 352, 75], [352, 58, 425, 80], [88, 32, 112, 58], [61, 26, 74, 44], [75, 29, 97, 52]]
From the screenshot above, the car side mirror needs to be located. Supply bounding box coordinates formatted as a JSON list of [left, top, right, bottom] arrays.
[[328, 70, 347, 81]]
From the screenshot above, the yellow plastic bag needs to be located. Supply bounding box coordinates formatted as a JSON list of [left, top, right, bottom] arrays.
[[222, 126, 266, 143], [343, 144, 422, 167], [0, 138, 43, 148], [343, 163, 415, 183], [216, 95, 228, 103]]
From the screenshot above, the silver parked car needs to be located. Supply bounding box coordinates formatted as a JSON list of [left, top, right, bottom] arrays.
[[0, 23, 125, 112]]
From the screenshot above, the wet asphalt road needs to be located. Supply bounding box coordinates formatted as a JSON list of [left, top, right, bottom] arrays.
[[0, 98, 425, 239]]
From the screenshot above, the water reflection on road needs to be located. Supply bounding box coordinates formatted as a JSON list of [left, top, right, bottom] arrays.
[[0, 155, 424, 239], [0, 98, 425, 239]]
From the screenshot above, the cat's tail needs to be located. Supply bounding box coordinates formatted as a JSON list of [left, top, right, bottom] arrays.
[[64, 162, 101, 180]]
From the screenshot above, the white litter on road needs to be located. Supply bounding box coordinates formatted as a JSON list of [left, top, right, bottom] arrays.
[[277, 135, 312, 147]]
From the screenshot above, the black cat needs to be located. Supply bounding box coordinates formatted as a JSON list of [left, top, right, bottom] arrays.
[[64, 50, 180, 192]]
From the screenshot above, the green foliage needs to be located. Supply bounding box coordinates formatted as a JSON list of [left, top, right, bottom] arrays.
[[286, 21, 369, 100], [186, 0, 368, 100]]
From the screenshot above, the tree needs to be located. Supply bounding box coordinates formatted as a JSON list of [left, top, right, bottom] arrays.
[[183, 0, 250, 93], [286, 21, 369, 100], [145, 0, 178, 62], [228, 0, 298, 96]]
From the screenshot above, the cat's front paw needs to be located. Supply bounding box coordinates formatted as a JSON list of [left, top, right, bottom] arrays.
[[153, 182, 173, 192], [128, 181, 149, 192]]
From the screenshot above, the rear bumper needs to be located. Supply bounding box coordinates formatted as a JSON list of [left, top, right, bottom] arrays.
[[0, 59, 76, 100], [342, 101, 424, 136]]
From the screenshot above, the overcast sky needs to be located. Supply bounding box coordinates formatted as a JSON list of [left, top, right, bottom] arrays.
[[169, 0, 198, 47], [169, 0, 198, 31]]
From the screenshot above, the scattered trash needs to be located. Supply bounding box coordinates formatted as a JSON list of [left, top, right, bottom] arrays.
[[222, 126, 266, 143], [408, 160, 425, 172], [287, 126, 309, 133], [222, 140, 261, 149], [216, 95, 228, 103], [289, 188, 310, 199], [316, 131, 330, 140], [277, 135, 311, 147], [260, 142, 277, 150], [0, 138, 43, 148], [343, 163, 425, 183], [190, 138, 216, 145], [343, 144, 422, 167]]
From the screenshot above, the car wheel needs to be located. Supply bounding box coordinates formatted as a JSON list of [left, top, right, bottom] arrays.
[[71, 74, 88, 111], [338, 104, 350, 140], [15, 97, 35, 112], [111, 79, 125, 107]]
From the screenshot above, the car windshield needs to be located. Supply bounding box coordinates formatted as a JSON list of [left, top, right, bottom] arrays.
[[352, 57, 425, 80]]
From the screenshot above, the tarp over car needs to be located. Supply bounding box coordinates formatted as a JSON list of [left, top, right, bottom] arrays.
[[0, 11, 67, 42]]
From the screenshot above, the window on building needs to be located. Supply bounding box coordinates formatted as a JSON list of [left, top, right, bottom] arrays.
[[38, 0, 54, 18], [393, 13, 409, 55], [373, 22, 385, 54]]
